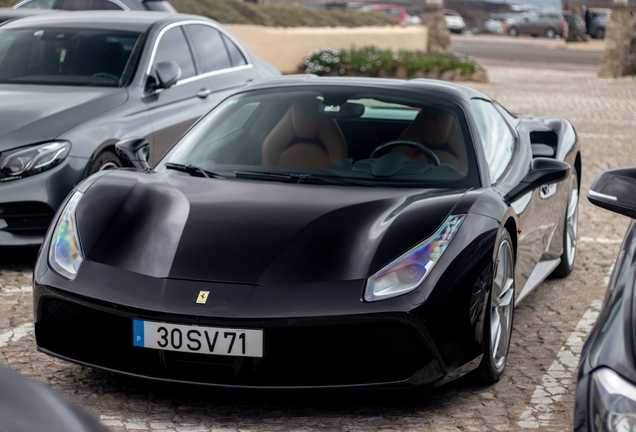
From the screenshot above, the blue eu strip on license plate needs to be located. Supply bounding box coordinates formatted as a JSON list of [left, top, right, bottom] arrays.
[[133, 319, 145, 347]]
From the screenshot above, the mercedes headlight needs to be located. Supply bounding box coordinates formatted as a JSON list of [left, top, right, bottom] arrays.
[[364, 214, 465, 302], [589, 368, 636, 432], [48, 191, 84, 280], [0, 141, 71, 181]]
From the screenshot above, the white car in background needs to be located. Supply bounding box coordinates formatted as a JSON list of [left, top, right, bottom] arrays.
[[444, 9, 465, 33]]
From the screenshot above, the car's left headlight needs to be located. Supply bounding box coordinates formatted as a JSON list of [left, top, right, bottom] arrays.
[[0, 141, 71, 181], [589, 367, 636, 431], [48, 191, 84, 280], [364, 214, 465, 302]]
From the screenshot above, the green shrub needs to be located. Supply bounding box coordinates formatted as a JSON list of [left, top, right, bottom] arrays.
[[302, 46, 484, 78]]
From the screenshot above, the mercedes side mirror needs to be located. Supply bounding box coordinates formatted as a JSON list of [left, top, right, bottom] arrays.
[[115, 138, 150, 171], [146, 61, 181, 93], [588, 167, 636, 219], [505, 158, 570, 202]]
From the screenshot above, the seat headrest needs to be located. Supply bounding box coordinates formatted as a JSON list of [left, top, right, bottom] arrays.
[[290, 97, 322, 139], [403, 109, 456, 146]]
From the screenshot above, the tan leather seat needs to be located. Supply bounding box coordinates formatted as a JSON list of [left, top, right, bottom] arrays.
[[393, 108, 468, 173], [262, 98, 348, 169]]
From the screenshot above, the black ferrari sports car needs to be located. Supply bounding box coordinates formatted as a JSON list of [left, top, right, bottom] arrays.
[[574, 167, 636, 431], [33, 76, 581, 389]]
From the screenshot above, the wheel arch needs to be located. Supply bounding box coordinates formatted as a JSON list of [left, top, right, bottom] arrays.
[[574, 151, 582, 190], [503, 217, 518, 260]]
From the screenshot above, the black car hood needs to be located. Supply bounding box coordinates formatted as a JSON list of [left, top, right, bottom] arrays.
[[0, 84, 127, 152], [76, 170, 468, 285]]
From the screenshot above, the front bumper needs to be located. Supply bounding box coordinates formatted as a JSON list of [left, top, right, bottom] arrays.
[[0, 156, 87, 246], [34, 284, 447, 389]]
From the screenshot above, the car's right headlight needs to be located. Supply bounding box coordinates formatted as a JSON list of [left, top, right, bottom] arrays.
[[364, 214, 465, 302], [48, 191, 84, 280], [0, 141, 71, 181], [589, 367, 636, 431]]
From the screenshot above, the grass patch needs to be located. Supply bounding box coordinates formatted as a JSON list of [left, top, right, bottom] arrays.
[[301, 46, 484, 79], [0, 0, 400, 27]]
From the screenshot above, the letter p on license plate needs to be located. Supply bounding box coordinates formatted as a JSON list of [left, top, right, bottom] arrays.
[[133, 320, 263, 358]]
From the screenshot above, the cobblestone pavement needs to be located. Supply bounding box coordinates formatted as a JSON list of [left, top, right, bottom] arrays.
[[1, 65, 636, 431]]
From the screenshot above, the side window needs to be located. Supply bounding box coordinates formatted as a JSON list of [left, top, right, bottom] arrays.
[[58, 0, 93, 10], [470, 99, 515, 182], [95, 0, 125, 10], [184, 25, 231, 74], [15, 0, 55, 8], [153, 26, 196, 80], [222, 34, 247, 67]]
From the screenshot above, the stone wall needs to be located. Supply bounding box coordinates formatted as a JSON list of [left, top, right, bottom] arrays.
[[598, 10, 636, 77], [224, 25, 429, 73]]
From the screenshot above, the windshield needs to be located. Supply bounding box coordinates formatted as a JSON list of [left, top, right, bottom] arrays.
[[163, 88, 480, 188], [0, 28, 141, 87]]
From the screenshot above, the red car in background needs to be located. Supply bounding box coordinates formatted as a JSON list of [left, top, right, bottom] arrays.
[[360, 4, 408, 24]]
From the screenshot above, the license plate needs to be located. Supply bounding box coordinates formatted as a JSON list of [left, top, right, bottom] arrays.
[[133, 320, 263, 358]]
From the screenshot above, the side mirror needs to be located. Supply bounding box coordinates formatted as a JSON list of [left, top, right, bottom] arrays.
[[115, 138, 150, 171], [588, 167, 636, 218], [505, 158, 570, 202], [147, 61, 181, 92]]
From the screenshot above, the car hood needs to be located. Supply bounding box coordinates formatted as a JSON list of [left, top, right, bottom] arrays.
[[0, 84, 127, 152], [75, 170, 468, 285]]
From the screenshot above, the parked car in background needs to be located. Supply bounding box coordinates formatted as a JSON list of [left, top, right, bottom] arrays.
[[507, 11, 568, 38], [13, 0, 175, 12], [484, 18, 503, 34], [0, 11, 279, 247], [587, 8, 611, 39], [575, 167, 636, 431], [359, 4, 408, 24], [444, 9, 465, 34], [0, 365, 108, 432]]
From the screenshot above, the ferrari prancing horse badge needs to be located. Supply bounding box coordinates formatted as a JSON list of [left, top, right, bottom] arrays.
[[196, 291, 210, 304]]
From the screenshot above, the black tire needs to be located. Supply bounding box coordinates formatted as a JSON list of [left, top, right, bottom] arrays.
[[472, 229, 515, 384], [596, 28, 605, 39], [545, 27, 557, 38], [552, 168, 579, 278], [507, 26, 519, 37], [86, 150, 122, 177], [531, 34, 539, 37]]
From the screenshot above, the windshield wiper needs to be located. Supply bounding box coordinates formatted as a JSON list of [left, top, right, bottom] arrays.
[[234, 170, 378, 187], [165, 163, 225, 179]]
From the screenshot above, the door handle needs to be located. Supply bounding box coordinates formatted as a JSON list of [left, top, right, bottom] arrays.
[[196, 88, 212, 99], [245, 79, 254, 84]]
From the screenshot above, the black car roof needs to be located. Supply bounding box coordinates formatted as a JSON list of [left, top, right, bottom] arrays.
[[244, 75, 487, 102], [0, 11, 214, 32]]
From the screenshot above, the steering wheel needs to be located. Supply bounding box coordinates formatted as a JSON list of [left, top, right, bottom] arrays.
[[370, 140, 440, 166], [91, 73, 119, 83]]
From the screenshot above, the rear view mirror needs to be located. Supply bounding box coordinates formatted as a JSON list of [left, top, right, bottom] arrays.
[[115, 138, 150, 171], [505, 158, 570, 202], [588, 167, 636, 218], [147, 61, 181, 92], [321, 102, 365, 119]]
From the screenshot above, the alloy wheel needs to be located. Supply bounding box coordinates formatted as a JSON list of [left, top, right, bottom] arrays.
[[490, 238, 514, 370], [99, 161, 119, 171]]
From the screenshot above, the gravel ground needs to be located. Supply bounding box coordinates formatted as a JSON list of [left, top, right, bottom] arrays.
[[1, 64, 636, 431]]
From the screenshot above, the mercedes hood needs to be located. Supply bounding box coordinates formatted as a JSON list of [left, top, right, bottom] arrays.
[[0, 84, 127, 152]]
